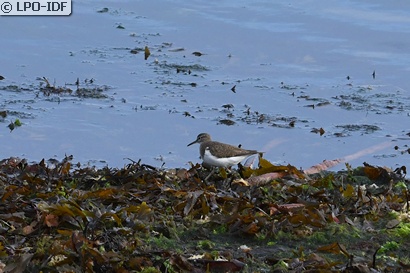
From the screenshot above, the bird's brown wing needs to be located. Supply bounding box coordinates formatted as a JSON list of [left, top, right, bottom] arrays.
[[207, 141, 258, 157]]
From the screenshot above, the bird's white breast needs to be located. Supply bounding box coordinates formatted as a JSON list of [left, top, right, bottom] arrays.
[[202, 148, 249, 167]]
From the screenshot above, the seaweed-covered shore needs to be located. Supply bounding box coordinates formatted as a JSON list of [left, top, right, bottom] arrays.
[[0, 156, 409, 272]]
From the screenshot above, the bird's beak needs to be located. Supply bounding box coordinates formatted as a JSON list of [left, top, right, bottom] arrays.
[[187, 139, 198, 147]]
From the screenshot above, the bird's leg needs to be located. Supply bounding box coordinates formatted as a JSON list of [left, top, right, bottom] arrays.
[[204, 166, 229, 182], [204, 167, 217, 182]]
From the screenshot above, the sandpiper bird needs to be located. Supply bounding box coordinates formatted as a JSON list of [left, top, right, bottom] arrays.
[[187, 133, 260, 168]]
